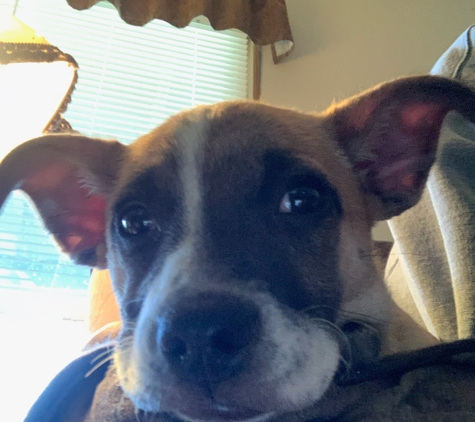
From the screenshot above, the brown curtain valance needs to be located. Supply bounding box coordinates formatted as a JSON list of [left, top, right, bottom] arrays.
[[66, 0, 294, 63]]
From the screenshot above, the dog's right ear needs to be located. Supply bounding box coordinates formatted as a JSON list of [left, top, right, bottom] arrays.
[[0, 135, 126, 268], [324, 76, 475, 220]]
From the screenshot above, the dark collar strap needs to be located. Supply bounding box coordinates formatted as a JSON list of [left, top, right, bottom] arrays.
[[336, 338, 475, 387]]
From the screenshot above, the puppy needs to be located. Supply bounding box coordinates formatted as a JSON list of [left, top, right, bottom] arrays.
[[1, 76, 475, 422]]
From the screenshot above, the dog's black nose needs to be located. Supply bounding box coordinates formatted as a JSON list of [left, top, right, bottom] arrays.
[[159, 293, 261, 384]]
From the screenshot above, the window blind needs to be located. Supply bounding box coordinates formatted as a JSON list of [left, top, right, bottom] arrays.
[[0, 0, 249, 290]]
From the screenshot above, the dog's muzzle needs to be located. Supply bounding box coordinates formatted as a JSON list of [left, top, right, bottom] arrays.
[[118, 286, 341, 421], [159, 292, 261, 385]]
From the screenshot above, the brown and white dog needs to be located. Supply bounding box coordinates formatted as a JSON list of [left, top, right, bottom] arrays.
[[1, 76, 475, 422]]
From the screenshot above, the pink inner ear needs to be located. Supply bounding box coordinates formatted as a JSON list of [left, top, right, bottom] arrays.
[[22, 162, 107, 258], [374, 157, 420, 192], [400, 103, 446, 135], [62, 193, 107, 254], [367, 102, 448, 195]]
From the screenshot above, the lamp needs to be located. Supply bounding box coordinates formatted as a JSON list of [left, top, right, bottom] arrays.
[[0, 10, 78, 159]]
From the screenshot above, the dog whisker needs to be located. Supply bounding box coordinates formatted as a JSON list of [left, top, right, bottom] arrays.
[[134, 408, 150, 422], [310, 318, 350, 352], [90, 347, 115, 364], [299, 304, 389, 325], [117, 389, 127, 412], [85, 355, 115, 378], [360, 250, 446, 260], [111, 388, 133, 420], [133, 407, 143, 422], [116, 336, 135, 353], [337, 310, 389, 325], [122, 297, 144, 306], [337, 352, 353, 377], [308, 317, 356, 375], [299, 303, 332, 314]]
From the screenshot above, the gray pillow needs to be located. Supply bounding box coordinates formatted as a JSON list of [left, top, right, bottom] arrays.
[[431, 25, 475, 85], [385, 26, 475, 348]]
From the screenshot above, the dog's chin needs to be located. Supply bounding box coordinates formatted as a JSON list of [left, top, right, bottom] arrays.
[[126, 375, 335, 422], [167, 401, 274, 422], [120, 354, 339, 422], [176, 409, 274, 422], [127, 383, 276, 422]]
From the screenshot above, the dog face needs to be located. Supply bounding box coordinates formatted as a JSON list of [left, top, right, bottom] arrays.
[[1, 76, 475, 422], [108, 104, 354, 420]]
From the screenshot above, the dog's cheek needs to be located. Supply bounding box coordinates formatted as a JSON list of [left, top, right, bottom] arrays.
[[264, 210, 344, 322], [212, 297, 341, 412], [105, 249, 144, 323], [337, 220, 373, 297], [264, 306, 340, 408], [116, 245, 197, 384], [337, 218, 391, 324], [295, 232, 343, 318], [107, 220, 181, 321], [114, 337, 165, 413], [107, 261, 127, 302], [114, 269, 177, 414]]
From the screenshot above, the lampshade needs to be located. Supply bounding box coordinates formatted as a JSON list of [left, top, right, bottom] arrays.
[[0, 11, 78, 159]]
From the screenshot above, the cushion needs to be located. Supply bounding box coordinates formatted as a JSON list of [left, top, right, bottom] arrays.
[[386, 25, 475, 343]]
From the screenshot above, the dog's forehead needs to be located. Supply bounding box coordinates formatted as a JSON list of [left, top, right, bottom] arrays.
[[115, 101, 368, 236], [128, 101, 344, 179]]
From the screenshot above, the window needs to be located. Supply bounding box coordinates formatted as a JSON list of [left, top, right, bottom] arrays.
[[0, 1, 250, 420]]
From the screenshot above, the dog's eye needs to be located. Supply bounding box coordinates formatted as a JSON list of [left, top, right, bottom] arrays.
[[279, 188, 323, 214], [119, 205, 158, 236]]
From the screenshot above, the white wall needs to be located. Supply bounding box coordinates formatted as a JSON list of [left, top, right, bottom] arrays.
[[260, 0, 475, 240]]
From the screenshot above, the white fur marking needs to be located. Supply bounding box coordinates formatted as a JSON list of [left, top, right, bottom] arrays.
[[177, 112, 210, 242], [118, 112, 211, 409], [260, 299, 340, 408]]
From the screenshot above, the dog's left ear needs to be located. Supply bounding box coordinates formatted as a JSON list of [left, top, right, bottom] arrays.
[[0, 135, 126, 268], [325, 75, 475, 220]]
